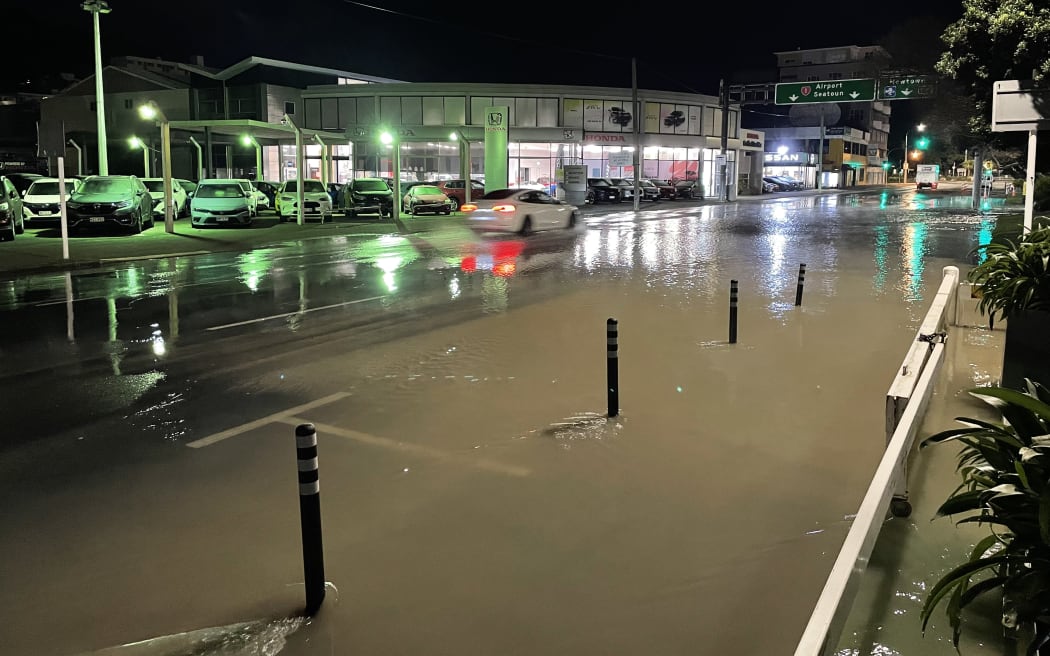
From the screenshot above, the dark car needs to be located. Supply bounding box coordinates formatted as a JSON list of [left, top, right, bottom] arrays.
[[435, 179, 487, 211], [66, 175, 154, 234], [586, 178, 621, 204], [342, 177, 394, 217], [645, 179, 677, 200], [0, 176, 26, 240], [326, 182, 342, 204], [607, 178, 637, 203], [251, 180, 279, 206], [762, 176, 801, 192], [673, 180, 704, 199], [612, 177, 660, 202]]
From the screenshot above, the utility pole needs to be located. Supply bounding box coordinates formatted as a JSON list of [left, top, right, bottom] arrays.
[[631, 57, 640, 211], [719, 78, 729, 202], [82, 0, 111, 175], [816, 112, 825, 190]]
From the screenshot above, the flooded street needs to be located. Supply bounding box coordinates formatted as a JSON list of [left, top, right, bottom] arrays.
[[0, 188, 1004, 655]]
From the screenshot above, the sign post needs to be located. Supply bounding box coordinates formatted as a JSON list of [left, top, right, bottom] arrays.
[[484, 106, 509, 195], [775, 79, 876, 105], [991, 80, 1050, 231]]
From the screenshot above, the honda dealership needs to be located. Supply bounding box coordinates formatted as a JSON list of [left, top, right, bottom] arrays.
[[295, 83, 744, 199]]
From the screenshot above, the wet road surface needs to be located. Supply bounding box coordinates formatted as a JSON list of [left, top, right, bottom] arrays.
[[0, 186, 1008, 655]]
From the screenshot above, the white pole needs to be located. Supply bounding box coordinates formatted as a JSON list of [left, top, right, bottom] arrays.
[[188, 136, 203, 181], [1024, 129, 1038, 232], [91, 9, 108, 175], [142, 146, 149, 177], [393, 139, 402, 221], [65, 271, 75, 342], [162, 120, 174, 233], [631, 57, 640, 211], [58, 156, 70, 261], [902, 133, 909, 184]]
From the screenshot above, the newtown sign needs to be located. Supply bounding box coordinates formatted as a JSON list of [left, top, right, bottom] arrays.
[[775, 79, 876, 105]]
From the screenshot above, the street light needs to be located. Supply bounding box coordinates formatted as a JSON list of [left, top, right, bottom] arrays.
[[902, 123, 926, 184], [241, 134, 261, 181], [82, 0, 111, 175], [128, 136, 150, 176], [380, 129, 400, 220], [137, 100, 174, 233]]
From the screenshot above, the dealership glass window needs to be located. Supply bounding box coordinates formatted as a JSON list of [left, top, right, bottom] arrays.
[[337, 98, 357, 126], [321, 98, 339, 129], [401, 97, 423, 125], [355, 97, 375, 123], [508, 142, 567, 190], [350, 141, 479, 182], [537, 98, 558, 127], [421, 97, 443, 126], [444, 97, 466, 125], [701, 149, 735, 197], [515, 98, 537, 127], [380, 97, 401, 124], [638, 146, 699, 181], [470, 97, 492, 125]]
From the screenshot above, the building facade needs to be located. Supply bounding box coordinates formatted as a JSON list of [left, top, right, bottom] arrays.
[[300, 83, 742, 198]]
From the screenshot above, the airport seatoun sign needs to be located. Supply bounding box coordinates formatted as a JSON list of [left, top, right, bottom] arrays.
[[775, 79, 876, 105]]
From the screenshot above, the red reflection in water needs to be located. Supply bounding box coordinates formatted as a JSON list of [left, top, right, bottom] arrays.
[[460, 256, 476, 272], [493, 261, 517, 277]]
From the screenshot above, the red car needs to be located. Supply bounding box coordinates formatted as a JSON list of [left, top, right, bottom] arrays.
[[436, 179, 486, 211]]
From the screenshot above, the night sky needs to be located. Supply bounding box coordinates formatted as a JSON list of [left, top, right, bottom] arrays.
[[12, 0, 965, 95]]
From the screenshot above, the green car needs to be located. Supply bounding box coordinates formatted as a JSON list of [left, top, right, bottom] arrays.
[[66, 176, 154, 234]]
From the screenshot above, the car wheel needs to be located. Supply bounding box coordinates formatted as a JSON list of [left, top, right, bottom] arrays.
[[519, 216, 532, 236], [566, 212, 576, 229], [449, 197, 460, 211], [131, 211, 143, 234], [15, 212, 24, 234], [2, 221, 14, 241], [443, 209, 450, 215]]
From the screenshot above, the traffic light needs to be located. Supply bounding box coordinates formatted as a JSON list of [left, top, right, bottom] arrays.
[[915, 136, 930, 150], [882, 161, 891, 170]]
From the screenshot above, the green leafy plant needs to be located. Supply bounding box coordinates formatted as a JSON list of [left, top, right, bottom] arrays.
[[919, 382, 1050, 653], [968, 227, 1050, 327]]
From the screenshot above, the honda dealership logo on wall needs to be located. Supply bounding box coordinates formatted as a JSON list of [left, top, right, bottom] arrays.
[[487, 111, 503, 127]]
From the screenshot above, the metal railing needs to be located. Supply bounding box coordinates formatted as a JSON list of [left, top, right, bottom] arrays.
[[793, 265, 960, 656]]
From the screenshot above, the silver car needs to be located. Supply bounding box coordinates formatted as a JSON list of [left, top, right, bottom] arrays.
[[403, 184, 452, 215]]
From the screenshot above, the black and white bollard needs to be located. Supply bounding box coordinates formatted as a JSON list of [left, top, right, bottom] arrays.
[[729, 280, 738, 344], [795, 263, 807, 307], [607, 318, 619, 417], [295, 423, 326, 616]]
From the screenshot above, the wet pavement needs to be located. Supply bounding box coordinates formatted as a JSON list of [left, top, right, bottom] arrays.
[[0, 184, 1013, 655]]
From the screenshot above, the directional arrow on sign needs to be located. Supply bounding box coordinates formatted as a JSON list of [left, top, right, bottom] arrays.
[[901, 89, 912, 96], [849, 91, 860, 99], [789, 95, 799, 101]]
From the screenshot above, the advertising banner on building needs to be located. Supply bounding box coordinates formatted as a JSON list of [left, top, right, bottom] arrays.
[[484, 106, 509, 194], [583, 100, 604, 131], [644, 102, 660, 133], [562, 99, 582, 127], [603, 103, 633, 132]]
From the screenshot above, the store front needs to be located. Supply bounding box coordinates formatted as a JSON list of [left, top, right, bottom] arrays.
[[763, 151, 816, 188]]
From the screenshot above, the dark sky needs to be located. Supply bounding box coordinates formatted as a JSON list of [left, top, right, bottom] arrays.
[[12, 0, 965, 95]]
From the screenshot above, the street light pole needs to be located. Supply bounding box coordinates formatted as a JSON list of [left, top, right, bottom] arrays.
[[82, 0, 111, 175], [138, 101, 174, 233], [67, 139, 83, 175], [188, 137, 203, 181]]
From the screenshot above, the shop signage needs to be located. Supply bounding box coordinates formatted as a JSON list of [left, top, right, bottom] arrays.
[[608, 151, 633, 167], [741, 130, 764, 151], [775, 78, 876, 105], [764, 152, 812, 164], [348, 126, 420, 139], [484, 106, 509, 194], [583, 133, 628, 143]]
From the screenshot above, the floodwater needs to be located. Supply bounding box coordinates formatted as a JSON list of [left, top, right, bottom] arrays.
[[0, 188, 1010, 655]]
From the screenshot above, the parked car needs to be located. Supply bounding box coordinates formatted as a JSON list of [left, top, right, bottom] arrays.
[[251, 180, 279, 207], [762, 176, 802, 192], [611, 177, 660, 202], [141, 178, 188, 218], [464, 189, 577, 234], [326, 182, 342, 204], [403, 184, 452, 215], [341, 177, 394, 217], [233, 179, 260, 216], [645, 178, 677, 200], [435, 179, 486, 211], [23, 177, 80, 225], [606, 178, 637, 203], [673, 180, 704, 199], [0, 176, 26, 240], [586, 178, 621, 204], [178, 179, 198, 198], [189, 179, 253, 228], [66, 175, 153, 234], [4, 173, 42, 198], [277, 179, 333, 222]]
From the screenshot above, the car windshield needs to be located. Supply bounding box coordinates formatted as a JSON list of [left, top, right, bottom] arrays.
[[414, 186, 443, 195], [590, 179, 610, 187], [79, 178, 133, 195], [283, 180, 327, 193], [481, 189, 518, 200], [27, 181, 63, 195], [143, 181, 166, 193], [196, 184, 244, 198], [353, 180, 388, 192]]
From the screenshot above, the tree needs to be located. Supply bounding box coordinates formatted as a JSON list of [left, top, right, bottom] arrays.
[[937, 0, 1050, 134]]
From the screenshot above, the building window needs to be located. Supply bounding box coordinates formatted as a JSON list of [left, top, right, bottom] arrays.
[[284, 101, 295, 115], [124, 99, 133, 109], [828, 72, 842, 80]]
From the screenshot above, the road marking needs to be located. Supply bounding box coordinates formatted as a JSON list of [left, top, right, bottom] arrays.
[[278, 417, 531, 478], [100, 250, 211, 263], [205, 295, 386, 331], [186, 392, 351, 448]]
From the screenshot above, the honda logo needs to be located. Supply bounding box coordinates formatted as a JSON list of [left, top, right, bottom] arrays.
[[487, 112, 504, 127]]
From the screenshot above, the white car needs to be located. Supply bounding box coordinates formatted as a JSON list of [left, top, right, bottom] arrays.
[[142, 178, 188, 218], [22, 177, 80, 224], [277, 179, 333, 222], [190, 179, 253, 228], [403, 184, 452, 215], [465, 188, 578, 234], [233, 179, 260, 216]]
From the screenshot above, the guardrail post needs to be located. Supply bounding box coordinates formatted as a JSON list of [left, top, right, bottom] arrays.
[[795, 263, 806, 307], [607, 318, 619, 417], [295, 423, 326, 615], [729, 280, 738, 344]]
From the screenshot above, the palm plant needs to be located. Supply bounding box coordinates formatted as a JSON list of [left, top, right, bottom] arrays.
[[968, 226, 1050, 327], [919, 381, 1050, 653]]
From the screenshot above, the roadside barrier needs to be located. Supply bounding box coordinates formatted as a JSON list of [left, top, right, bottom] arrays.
[[792, 265, 960, 656], [607, 318, 619, 417], [295, 422, 326, 615], [795, 263, 807, 306], [729, 280, 739, 344]]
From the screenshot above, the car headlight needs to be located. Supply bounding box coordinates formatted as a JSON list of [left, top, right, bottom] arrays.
[[115, 200, 132, 208], [0, 202, 8, 211], [281, 194, 294, 201]]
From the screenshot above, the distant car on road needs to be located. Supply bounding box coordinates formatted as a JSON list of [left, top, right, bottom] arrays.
[[464, 188, 577, 235]]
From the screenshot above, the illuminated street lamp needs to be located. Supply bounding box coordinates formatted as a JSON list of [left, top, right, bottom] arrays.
[[128, 136, 150, 176], [241, 134, 261, 180], [138, 100, 174, 232], [902, 123, 926, 184], [82, 0, 111, 175], [380, 129, 400, 220]]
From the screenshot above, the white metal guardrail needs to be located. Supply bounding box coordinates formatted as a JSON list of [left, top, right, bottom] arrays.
[[793, 265, 960, 656]]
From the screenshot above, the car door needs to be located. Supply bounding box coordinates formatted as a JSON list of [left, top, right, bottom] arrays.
[[532, 191, 566, 227], [135, 178, 150, 216], [3, 179, 22, 227]]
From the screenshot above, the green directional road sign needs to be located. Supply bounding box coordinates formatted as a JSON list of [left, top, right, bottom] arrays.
[[878, 75, 937, 100], [774, 78, 876, 105]]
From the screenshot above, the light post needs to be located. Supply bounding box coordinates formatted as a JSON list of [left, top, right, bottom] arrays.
[[241, 134, 262, 180], [67, 139, 83, 175], [129, 136, 150, 176], [449, 130, 471, 205], [902, 122, 926, 184], [137, 101, 174, 233], [282, 113, 305, 225], [82, 0, 111, 175], [380, 130, 400, 221], [188, 136, 203, 181]]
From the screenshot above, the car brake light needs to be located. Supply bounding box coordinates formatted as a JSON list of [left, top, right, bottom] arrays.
[[493, 204, 515, 213], [461, 204, 477, 212]]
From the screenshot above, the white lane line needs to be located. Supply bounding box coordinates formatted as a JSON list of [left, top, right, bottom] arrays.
[[186, 392, 351, 448], [277, 417, 531, 478], [205, 295, 386, 332]]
